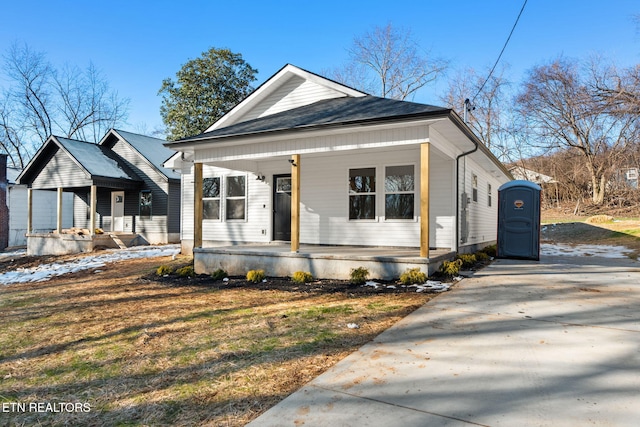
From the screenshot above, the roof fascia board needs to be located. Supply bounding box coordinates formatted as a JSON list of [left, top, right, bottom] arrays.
[[206, 64, 366, 132]]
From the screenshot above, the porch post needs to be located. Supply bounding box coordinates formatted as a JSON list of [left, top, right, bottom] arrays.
[[291, 154, 300, 253], [27, 188, 33, 234], [89, 185, 97, 236], [56, 187, 63, 234], [420, 143, 430, 258], [194, 162, 203, 249]]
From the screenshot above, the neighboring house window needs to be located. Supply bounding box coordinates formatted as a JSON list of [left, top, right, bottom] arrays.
[[226, 176, 246, 220], [385, 165, 414, 219], [140, 191, 152, 219], [472, 174, 478, 202], [203, 177, 221, 220], [349, 168, 376, 220], [488, 184, 492, 207]]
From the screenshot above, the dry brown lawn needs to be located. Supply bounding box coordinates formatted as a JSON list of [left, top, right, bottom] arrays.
[[541, 218, 640, 257], [0, 254, 432, 426]]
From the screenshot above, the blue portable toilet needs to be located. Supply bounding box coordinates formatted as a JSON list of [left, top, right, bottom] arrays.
[[497, 180, 541, 260]]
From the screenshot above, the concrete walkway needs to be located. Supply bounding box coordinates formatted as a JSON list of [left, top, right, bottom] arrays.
[[248, 255, 640, 426]]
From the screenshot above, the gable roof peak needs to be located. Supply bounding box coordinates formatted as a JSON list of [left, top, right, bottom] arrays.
[[205, 63, 367, 133]]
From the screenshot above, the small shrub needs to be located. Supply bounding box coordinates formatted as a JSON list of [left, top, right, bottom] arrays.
[[350, 267, 369, 285], [475, 251, 490, 262], [291, 271, 313, 284], [456, 253, 477, 269], [481, 244, 497, 258], [246, 269, 266, 283], [586, 215, 614, 224], [439, 259, 463, 277], [176, 265, 195, 278], [156, 265, 173, 276], [211, 268, 228, 281], [399, 268, 427, 285]]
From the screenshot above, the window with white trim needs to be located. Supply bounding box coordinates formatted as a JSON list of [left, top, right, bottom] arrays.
[[226, 175, 246, 220], [349, 168, 376, 220], [203, 177, 221, 220], [385, 165, 415, 219]]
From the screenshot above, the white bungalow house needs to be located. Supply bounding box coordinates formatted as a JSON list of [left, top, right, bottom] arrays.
[[165, 64, 512, 279]]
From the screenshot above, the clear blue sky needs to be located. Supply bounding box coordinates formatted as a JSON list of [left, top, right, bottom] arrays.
[[1, 0, 638, 134]]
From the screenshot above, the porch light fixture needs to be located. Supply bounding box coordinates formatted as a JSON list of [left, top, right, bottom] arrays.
[[288, 159, 297, 167], [255, 174, 265, 181]]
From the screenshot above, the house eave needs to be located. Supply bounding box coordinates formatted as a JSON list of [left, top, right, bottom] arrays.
[[166, 110, 453, 151]]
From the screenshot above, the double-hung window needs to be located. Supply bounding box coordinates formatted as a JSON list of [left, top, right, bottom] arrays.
[[385, 165, 415, 220], [202, 177, 221, 220], [349, 168, 376, 220], [226, 176, 246, 220]]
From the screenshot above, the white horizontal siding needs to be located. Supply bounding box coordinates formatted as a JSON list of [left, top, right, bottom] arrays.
[[196, 125, 430, 163], [183, 144, 458, 250], [241, 76, 347, 122], [429, 153, 455, 249], [8, 186, 73, 246], [458, 154, 503, 249]]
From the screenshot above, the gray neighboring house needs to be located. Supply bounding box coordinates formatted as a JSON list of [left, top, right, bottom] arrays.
[[17, 129, 180, 255], [6, 164, 73, 248]]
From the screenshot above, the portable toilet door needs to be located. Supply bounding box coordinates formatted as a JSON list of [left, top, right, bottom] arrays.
[[497, 180, 542, 260]]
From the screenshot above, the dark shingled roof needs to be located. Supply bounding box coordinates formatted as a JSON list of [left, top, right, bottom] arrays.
[[177, 95, 450, 142]]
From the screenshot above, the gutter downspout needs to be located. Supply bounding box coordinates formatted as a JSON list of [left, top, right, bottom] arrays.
[[455, 100, 478, 253]]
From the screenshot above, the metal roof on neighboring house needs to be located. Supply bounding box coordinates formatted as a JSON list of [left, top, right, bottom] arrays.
[[172, 95, 450, 144], [110, 129, 180, 180], [55, 136, 137, 180]]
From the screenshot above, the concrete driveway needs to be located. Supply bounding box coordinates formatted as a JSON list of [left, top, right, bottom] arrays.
[[248, 255, 640, 426]]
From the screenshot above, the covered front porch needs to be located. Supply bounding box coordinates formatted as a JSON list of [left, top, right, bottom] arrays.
[[194, 243, 454, 280]]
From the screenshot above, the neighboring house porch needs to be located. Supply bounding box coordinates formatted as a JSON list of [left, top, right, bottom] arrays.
[[17, 130, 180, 255]]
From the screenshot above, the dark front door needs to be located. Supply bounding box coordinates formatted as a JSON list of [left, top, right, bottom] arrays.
[[273, 174, 292, 241]]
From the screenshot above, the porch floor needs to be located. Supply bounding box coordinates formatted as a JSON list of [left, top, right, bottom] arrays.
[[193, 243, 455, 280]]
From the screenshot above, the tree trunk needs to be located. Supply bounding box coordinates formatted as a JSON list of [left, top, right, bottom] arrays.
[[591, 174, 606, 205]]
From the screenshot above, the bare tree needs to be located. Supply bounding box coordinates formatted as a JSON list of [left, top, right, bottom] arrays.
[[516, 57, 640, 205], [440, 66, 513, 160], [0, 43, 129, 168], [327, 23, 447, 100]]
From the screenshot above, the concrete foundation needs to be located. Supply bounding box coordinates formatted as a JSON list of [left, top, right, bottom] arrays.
[[193, 244, 454, 280], [26, 233, 147, 256]]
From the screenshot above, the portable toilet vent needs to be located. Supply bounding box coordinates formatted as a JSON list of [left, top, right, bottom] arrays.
[[497, 180, 541, 260]]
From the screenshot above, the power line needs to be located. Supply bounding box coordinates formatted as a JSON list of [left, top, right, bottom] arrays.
[[471, 0, 528, 104]]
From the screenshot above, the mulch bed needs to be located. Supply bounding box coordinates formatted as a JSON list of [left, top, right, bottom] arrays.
[[145, 272, 452, 294]]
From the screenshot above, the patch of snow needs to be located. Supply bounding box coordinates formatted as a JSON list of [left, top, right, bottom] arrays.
[[411, 280, 452, 293], [364, 281, 381, 289], [347, 323, 360, 329], [0, 245, 180, 286], [0, 249, 27, 260], [541, 243, 633, 258]]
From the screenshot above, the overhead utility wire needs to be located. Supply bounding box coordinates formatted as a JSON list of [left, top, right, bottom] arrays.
[[471, 0, 528, 104]]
